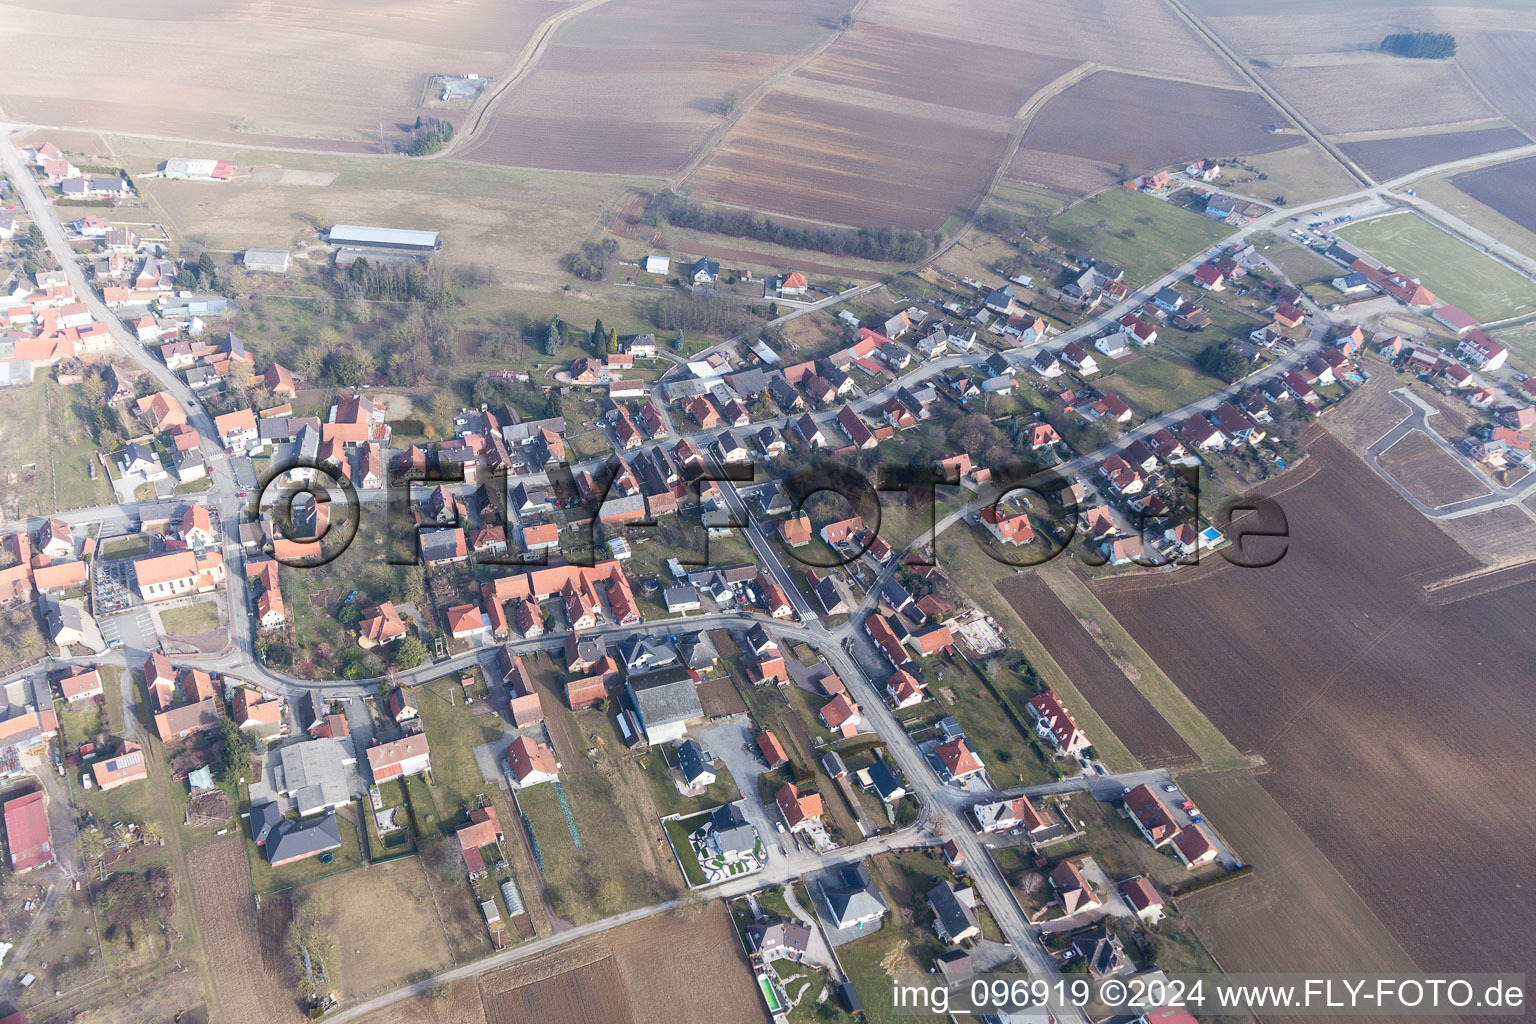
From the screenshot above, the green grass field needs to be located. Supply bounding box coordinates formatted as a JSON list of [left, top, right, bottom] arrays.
[[1109, 350, 1228, 417], [1491, 322, 1536, 370], [1339, 213, 1536, 320], [157, 600, 220, 637], [1045, 189, 1234, 286]]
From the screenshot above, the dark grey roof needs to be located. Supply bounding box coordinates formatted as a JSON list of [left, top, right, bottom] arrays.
[[1154, 285, 1182, 306], [725, 367, 767, 399], [250, 801, 284, 846], [664, 585, 699, 609], [824, 863, 888, 928], [928, 880, 978, 940], [627, 674, 703, 733], [418, 528, 463, 562], [676, 631, 718, 670], [675, 739, 713, 785], [880, 578, 913, 611], [822, 752, 847, 777], [746, 622, 774, 652], [707, 802, 756, 856], [265, 812, 343, 864], [618, 635, 677, 674], [867, 759, 905, 802], [814, 576, 847, 614]]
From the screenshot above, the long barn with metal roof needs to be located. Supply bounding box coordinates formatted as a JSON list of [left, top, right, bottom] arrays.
[[327, 224, 440, 252]]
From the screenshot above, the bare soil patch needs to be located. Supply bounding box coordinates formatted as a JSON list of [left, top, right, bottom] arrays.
[[1262, 62, 1494, 136], [1451, 154, 1536, 236], [1458, 31, 1536, 137], [859, 0, 1244, 88], [996, 574, 1197, 768], [1340, 126, 1530, 181], [687, 88, 1012, 230], [470, 902, 765, 1024], [1092, 432, 1536, 978], [1375, 429, 1489, 507], [1016, 71, 1301, 187], [480, 941, 634, 1024], [1429, 505, 1536, 571], [186, 837, 301, 1024], [795, 22, 1076, 116], [1317, 366, 1408, 450], [698, 675, 748, 717], [1177, 770, 1434, 1022], [0, 0, 563, 149]]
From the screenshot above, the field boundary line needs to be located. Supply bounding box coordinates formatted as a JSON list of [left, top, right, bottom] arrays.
[[1042, 563, 1256, 771], [1450, 58, 1536, 148], [451, 0, 619, 158], [672, 0, 876, 189], [1162, 0, 1372, 188], [986, 578, 1142, 774]]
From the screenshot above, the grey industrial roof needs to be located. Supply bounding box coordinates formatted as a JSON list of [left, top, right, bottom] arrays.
[[627, 673, 702, 731], [275, 737, 352, 810], [329, 224, 440, 248]]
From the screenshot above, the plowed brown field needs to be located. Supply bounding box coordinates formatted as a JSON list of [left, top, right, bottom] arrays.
[[186, 837, 301, 1024], [795, 22, 1078, 117], [996, 574, 1197, 767], [1012, 71, 1300, 189], [1092, 433, 1536, 978], [1341, 127, 1530, 181], [687, 89, 1011, 229]]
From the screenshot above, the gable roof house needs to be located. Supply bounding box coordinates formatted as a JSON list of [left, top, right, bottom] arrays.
[[819, 862, 888, 930], [1124, 783, 1179, 848], [928, 880, 981, 943], [1026, 691, 1090, 755]]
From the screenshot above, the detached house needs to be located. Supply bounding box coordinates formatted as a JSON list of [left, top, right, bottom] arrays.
[[1026, 691, 1090, 755]]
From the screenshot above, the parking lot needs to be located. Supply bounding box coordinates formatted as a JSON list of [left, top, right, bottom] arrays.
[[99, 607, 157, 654]]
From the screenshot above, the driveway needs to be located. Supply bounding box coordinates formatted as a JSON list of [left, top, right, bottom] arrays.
[[696, 717, 783, 860]]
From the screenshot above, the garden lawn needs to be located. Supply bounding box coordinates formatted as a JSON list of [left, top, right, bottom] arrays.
[[1045, 190, 1233, 286]]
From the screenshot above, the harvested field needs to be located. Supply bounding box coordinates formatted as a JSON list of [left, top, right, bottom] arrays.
[[1375, 429, 1489, 507], [858, 0, 1244, 88], [795, 22, 1077, 117], [606, 900, 767, 1024], [996, 574, 1197, 768], [480, 940, 634, 1024], [556, 0, 845, 55], [1262, 61, 1494, 136], [1092, 432, 1536, 978], [1341, 126, 1531, 181], [1198, 5, 1473, 58], [686, 88, 1013, 230], [1431, 505, 1536, 570], [308, 858, 455, 997], [461, 46, 782, 175], [471, 902, 766, 1024], [1451, 155, 1536, 236], [0, 0, 563, 149], [354, 980, 488, 1024], [186, 836, 301, 1024], [1015, 71, 1300, 187], [1318, 365, 1409, 450], [1177, 771, 1434, 1021], [1458, 31, 1536, 136]]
